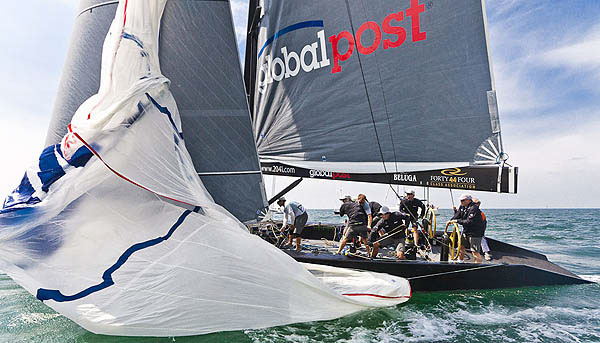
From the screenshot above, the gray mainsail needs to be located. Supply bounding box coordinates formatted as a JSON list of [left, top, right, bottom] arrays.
[[245, 0, 517, 193], [47, 0, 267, 221]]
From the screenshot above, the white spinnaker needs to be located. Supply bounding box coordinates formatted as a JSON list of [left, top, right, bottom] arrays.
[[0, 0, 409, 337]]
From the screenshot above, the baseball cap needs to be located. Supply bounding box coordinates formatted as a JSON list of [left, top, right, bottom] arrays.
[[339, 195, 352, 201], [406, 190, 415, 195], [459, 194, 472, 201], [379, 206, 391, 214]]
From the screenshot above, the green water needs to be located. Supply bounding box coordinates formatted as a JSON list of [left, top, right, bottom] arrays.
[[1, 209, 599, 342]]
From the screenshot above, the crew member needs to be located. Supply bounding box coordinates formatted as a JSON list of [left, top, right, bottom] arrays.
[[400, 190, 425, 246], [277, 197, 308, 251], [450, 194, 485, 263], [357, 194, 372, 230], [337, 197, 371, 256], [369, 200, 382, 221], [473, 198, 492, 261], [339, 195, 352, 237], [369, 206, 409, 258]]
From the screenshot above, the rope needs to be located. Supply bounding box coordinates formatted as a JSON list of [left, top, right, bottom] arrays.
[[270, 224, 283, 247], [341, 0, 411, 205], [417, 248, 432, 261], [397, 200, 433, 249], [357, 0, 399, 174], [320, 238, 336, 247], [342, 0, 388, 176], [372, 225, 405, 244], [408, 264, 499, 280]]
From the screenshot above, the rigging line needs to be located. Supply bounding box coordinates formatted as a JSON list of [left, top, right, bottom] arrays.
[[356, 1, 405, 203], [372, 225, 405, 244], [388, 184, 403, 202], [342, 0, 388, 175], [345, 0, 401, 204], [407, 264, 500, 280], [357, 0, 399, 175]]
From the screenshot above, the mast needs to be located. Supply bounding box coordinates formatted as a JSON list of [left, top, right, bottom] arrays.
[[244, 0, 260, 118]]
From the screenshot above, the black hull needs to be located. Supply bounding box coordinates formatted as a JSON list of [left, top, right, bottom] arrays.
[[251, 223, 593, 292], [285, 249, 590, 292]]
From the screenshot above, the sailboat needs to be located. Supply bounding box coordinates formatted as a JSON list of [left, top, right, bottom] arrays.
[[0, 0, 413, 337], [243, 0, 591, 291]]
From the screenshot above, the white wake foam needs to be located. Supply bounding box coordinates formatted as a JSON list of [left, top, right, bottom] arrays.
[[578, 274, 600, 283]]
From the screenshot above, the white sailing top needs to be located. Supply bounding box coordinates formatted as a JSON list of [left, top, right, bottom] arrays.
[[282, 201, 306, 227]]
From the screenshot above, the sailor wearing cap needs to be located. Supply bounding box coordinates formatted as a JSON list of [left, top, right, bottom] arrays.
[[339, 195, 352, 203], [369, 206, 410, 258], [450, 194, 485, 263], [400, 189, 426, 246], [277, 197, 308, 251], [338, 195, 353, 238]]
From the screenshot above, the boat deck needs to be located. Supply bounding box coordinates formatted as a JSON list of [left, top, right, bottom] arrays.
[[296, 236, 579, 278], [250, 222, 591, 291]]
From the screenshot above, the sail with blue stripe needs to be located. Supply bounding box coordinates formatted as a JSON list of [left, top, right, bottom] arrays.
[[0, 0, 410, 337]]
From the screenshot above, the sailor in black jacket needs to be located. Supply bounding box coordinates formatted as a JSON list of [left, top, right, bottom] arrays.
[[368, 206, 409, 258], [369, 201, 382, 218], [400, 190, 425, 245], [336, 197, 371, 256], [451, 194, 484, 263]]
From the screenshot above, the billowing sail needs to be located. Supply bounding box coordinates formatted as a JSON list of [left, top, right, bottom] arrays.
[[0, 0, 410, 336], [47, 0, 267, 222], [245, 0, 517, 193]]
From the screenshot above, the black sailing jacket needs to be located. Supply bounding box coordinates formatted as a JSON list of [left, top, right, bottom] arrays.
[[369, 201, 382, 216], [339, 201, 367, 225], [400, 198, 425, 219], [374, 211, 409, 237], [451, 202, 485, 237]]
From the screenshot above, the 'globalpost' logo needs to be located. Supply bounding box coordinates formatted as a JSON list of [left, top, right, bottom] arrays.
[[257, 0, 427, 93], [309, 169, 350, 180]]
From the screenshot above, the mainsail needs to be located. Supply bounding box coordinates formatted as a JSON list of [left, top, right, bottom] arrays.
[[245, 0, 518, 193], [46, 0, 267, 222], [0, 0, 411, 336]]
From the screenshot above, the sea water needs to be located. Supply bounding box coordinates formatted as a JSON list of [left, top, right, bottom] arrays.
[[1, 209, 598, 342]]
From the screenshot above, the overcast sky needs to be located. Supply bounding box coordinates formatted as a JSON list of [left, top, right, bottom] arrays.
[[0, 1, 598, 209]]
